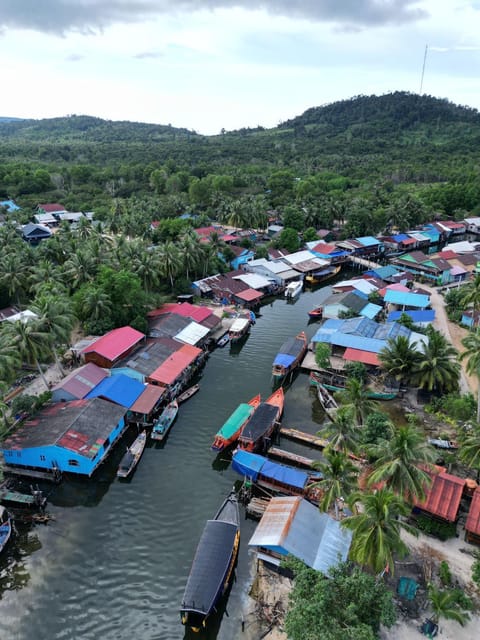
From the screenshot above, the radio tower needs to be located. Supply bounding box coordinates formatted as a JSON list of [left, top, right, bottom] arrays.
[[419, 44, 428, 94]]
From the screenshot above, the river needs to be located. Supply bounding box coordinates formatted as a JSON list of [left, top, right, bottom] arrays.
[[0, 284, 335, 640]]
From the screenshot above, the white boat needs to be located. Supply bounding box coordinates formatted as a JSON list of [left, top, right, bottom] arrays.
[[228, 317, 251, 343], [285, 280, 303, 299]]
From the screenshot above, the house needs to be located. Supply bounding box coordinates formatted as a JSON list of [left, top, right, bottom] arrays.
[[461, 310, 480, 329], [464, 217, 480, 235], [306, 241, 350, 264], [85, 373, 146, 409], [332, 278, 378, 297], [35, 203, 67, 215], [20, 222, 52, 244], [226, 245, 255, 270], [322, 291, 381, 320], [1, 398, 127, 477], [112, 337, 182, 382], [51, 363, 109, 402], [436, 220, 467, 236], [387, 310, 436, 327], [34, 212, 58, 227], [465, 487, 480, 544], [383, 289, 430, 310], [248, 496, 352, 573], [146, 343, 204, 392], [82, 326, 146, 368], [129, 384, 166, 425], [246, 258, 300, 286], [414, 471, 466, 522]]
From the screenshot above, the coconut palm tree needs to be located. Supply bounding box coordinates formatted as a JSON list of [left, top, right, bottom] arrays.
[[427, 584, 470, 627], [157, 240, 182, 290], [413, 328, 460, 394], [62, 250, 98, 291], [342, 487, 415, 575], [457, 423, 480, 480], [367, 422, 436, 501], [179, 230, 202, 281], [460, 330, 480, 422], [131, 251, 160, 292], [460, 274, 480, 326], [321, 406, 360, 455], [1, 319, 51, 390], [337, 378, 378, 426], [0, 332, 21, 385], [0, 252, 30, 304], [314, 450, 358, 519], [31, 295, 76, 376], [77, 286, 113, 330], [379, 335, 422, 387]]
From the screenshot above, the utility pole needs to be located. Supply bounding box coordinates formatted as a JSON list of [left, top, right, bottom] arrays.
[[420, 44, 428, 94]]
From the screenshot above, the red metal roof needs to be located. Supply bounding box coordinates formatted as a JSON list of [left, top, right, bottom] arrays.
[[81, 326, 145, 361], [466, 487, 480, 535], [235, 288, 263, 302], [221, 234, 237, 242], [312, 243, 337, 254], [378, 283, 410, 297], [148, 302, 212, 323], [439, 249, 458, 259], [415, 472, 465, 521], [402, 237, 417, 245], [342, 348, 380, 366], [37, 203, 65, 212], [130, 384, 166, 414], [194, 226, 219, 237], [148, 344, 202, 385]]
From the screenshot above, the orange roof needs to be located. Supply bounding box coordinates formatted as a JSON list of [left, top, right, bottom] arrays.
[[130, 384, 166, 414], [415, 471, 465, 521], [148, 344, 202, 385], [343, 348, 380, 366], [236, 288, 263, 302], [466, 487, 480, 535]]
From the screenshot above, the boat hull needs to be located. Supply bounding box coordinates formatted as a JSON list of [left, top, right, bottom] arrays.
[[151, 401, 179, 441], [211, 395, 261, 452], [271, 332, 308, 379], [237, 388, 284, 453], [117, 431, 147, 478], [309, 372, 397, 400]]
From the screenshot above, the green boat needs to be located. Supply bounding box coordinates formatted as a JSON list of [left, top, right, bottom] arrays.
[[211, 394, 261, 452], [309, 372, 397, 400]]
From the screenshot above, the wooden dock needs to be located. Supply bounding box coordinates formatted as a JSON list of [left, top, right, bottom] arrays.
[[246, 496, 271, 519], [268, 447, 317, 469], [279, 427, 329, 449]]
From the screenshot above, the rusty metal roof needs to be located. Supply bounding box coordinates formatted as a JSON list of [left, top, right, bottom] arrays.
[[415, 471, 465, 522]]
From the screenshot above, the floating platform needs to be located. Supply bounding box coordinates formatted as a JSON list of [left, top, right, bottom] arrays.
[[267, 447, 317, 469], [246, 496, 271, 519]]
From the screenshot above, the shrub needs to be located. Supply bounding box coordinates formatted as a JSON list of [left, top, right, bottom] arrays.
[[415, 514, 457, 541], [439, 560, 452, 586]]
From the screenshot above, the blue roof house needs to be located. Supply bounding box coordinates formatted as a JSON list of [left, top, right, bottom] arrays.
[[1, 398, 127, 477], [85, 374, 145, 409], [384, 289, 430, 309]]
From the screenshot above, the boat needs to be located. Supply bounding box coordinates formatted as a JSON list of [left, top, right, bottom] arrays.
[[216, 334, 230, 348], [151, 400, 179, 441], [228, 317, 251, 343], [117, 430, 147, 478], [232, 450, 322, 503], [237, 388, 284, 453], [272, 331, 308, 380], [180, 490, 240, 632], [308, 306, 323, 320], [284, 280, 303, 299], [177, 384, 200, 404], [316, 383, 338, 417], [305, 264, 341, 285], [428, 438, 459, 451], [0, 506, 12, 555], [211, 394, 262, 452], [308, 371, 397, 400]]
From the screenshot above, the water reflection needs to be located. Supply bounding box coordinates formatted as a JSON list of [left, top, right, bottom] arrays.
[[0, 525, 42, 594]]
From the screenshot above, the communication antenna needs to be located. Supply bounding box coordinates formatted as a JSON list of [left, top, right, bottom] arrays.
[[419, 44, 428, 94]]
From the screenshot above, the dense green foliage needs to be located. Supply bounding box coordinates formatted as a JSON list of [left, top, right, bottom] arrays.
[[415, 515, 457, 541], [284, 559, 396, 640]]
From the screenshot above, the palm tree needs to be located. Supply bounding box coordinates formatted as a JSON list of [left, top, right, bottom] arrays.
[[0, 252, 30, 304], [0, 332, 21, 385], [157, 240, 182, 290], [460, 274, 480, 326], [337, 378, 378, 426], [457, 423, 480, 480], [314, 450, 358, 519], [413, 328, 460, 394], [461, 330, 480, 422], [427, 584, 470, 627], [367, 422, 436, 501], [1, 319, 51, 389], [321, 406, 360, 455], [131, 251, 160, 292], [78, 286, 113, 328], [31, 295, 76, 376], [342, 487, 415, 575], [379, 335, 422, 387], [179, 231, 202, 281], [62, 250, 98, 291]]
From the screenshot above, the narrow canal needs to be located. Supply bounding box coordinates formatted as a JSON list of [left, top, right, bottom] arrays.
[[0, 284, 335, 640]]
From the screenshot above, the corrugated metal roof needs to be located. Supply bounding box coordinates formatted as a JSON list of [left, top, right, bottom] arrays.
[[360, 303, 382, 319], [130, 384, 166, 414], [248, 497, 352, 572], [384, 289, 430, 308], [282, 250, 318, 265], [233, 273, 271, 289], [149, 302, 212, 323], [343, 348, 380, 366], [329, 333, 386, 353], [387, 310, 436, 324], [356, 236, 381, 247], [236, 288, 263, 302], [466, 487, 480, 535], [52, 362, 108, 399], [149, 344, 202, 385], [415, 472, 465, 521], [175, 321, 210, 345], [82, 326, 145, 361], [148, 314, 191, 339], [86, 374, 145, 408]]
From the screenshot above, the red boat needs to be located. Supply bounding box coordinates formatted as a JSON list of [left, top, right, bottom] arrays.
[[237, 388, 284, 453], [211, 394, 261, 452], [308, 306, 323, 320]]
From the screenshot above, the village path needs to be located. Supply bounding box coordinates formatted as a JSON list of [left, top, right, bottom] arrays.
[[416, 281, 478, 396]]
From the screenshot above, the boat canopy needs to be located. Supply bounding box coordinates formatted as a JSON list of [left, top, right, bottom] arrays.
[[217, 403, 254, 439], [272, 353, 296, 368], [232, 450, 309, 490], [230, 318, 250, 333], [181, 520, 238, 616], [276, 336, 306, 358], [240, 404, 279, 443]]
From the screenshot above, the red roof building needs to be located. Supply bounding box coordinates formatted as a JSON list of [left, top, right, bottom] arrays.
[[82, 327, 146, 368], [466, 487, 480, 543], [147, 344, 202, 386], [36, 203, 66, 213], [51, 363, 108, 402], [415, 471, 465, 522], [148, 302, 212, 323], [342, 348, 380, 367], [129, 384, 166, 417]]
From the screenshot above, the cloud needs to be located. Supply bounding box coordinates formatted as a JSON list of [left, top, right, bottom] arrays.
[[133, 50, 164, 59], [0, 0, 428, 35], [65, 52, 84, 61]]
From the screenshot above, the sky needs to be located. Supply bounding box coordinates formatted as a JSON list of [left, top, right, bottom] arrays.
[[0, 1, 479, 134]]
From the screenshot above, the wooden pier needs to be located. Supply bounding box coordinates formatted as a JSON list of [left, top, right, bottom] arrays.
[[246, 496, 271, 519], [279, 427, 330, 449], [268, 447, 317, 469]]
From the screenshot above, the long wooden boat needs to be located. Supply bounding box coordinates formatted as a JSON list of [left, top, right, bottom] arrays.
[[228, 317, 251, 343], [180, 490, 240, 632], [151, 400, 179, 441], [117, 430, 147, 478], [237, 388, 284, 453], [272, 331, 307, 379], [284, 280, 303, 298], [177, 384, 200, 404], [211, 394, 261, 452], [308, 306, 323, 320], [305, 264, 341, 285], [309, 371, 397, 400], [232, 450, 322, 504], [0, 506, 12, 555]]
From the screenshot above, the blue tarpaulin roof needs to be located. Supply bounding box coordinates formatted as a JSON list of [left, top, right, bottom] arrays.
[[232, 450, 309, 490], [356, 236, 381, 246], [391, 234, 410, 242], [273, 353, 296, 368], [384, 289, 430, 308], [387, 310, 436, 323], [86, 374, 145, 408]]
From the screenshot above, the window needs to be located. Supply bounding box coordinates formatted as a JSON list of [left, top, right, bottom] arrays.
[[40, 455, 46, 462], [16, 451, 21, 457], [68, 459, 79, 467]]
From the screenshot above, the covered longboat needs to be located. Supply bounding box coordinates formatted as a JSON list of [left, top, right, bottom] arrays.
[[0, 506, 12, 555], [228, 317, 251, 343], [211, 394, 261, 452], [180, 490, 240, 632], [272, 331, 307, 380], [237, 388, 284, 453], [232, 450, 322, 503]]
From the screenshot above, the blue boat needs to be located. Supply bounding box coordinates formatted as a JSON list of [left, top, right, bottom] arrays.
[[0, 506, 12, 554], [151, 400, 178, 441]]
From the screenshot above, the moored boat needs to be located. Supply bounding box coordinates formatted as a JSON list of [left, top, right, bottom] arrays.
[[180, 490, 240, 632], [151, 400, 179, 441], [308, 306, 323, 319], [117, 430, 147, 478], [237, 388, 284, 453], [211, 394, 261, 452], [309, 371, 397, 400], [177, 384, 200, 404], [284, 280, 303, 299], [216, 333, 230, 348], [228, 317, 251, 343], [0, 506, 12, 555], [305, 264, 341, 285], [272, 331, 308, 379]]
